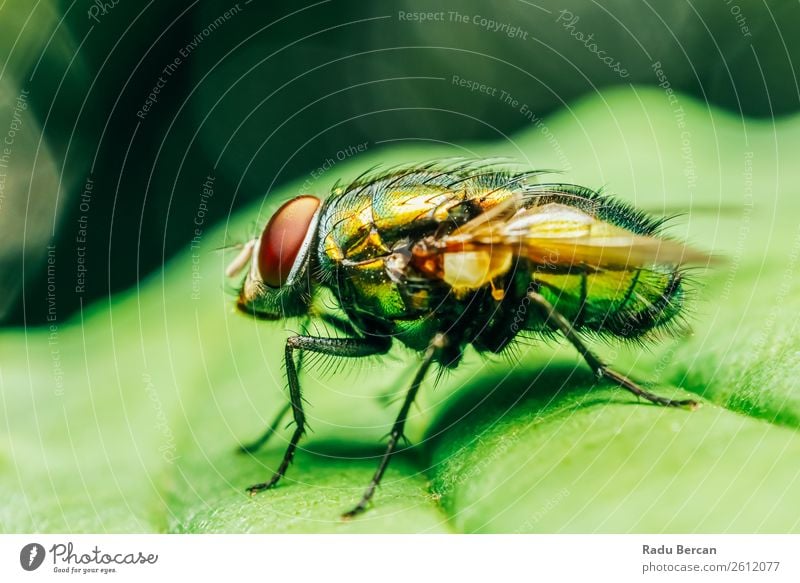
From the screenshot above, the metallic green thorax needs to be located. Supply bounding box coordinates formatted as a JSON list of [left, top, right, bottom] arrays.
[[310, 163, 684, 358]]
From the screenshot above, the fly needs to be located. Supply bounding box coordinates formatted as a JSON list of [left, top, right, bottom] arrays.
[[225, 160, 712, 519]]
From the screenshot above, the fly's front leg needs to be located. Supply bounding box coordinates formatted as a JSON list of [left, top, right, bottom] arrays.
[[238, 318, 314, 455], [238, 402, 291, 455], [246, 334, 391, 495], [527, 291, 699, 410], [342, 333, 447, 519]]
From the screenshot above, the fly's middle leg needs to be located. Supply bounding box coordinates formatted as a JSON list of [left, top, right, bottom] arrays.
[[341, 332, 447, 519], [245, 334, 392, 496], [527, 291, 699, 410]]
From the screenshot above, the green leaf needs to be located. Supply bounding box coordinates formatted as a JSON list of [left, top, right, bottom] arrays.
[[2, 86, 799, 533]]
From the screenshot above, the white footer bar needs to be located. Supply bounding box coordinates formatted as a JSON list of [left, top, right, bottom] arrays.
[[1, 534, 797, 582]]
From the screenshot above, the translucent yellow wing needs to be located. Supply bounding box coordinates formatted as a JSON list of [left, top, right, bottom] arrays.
[[442, 201, 712, 272]]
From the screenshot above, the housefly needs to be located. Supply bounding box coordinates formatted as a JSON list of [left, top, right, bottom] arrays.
[[225, 160, 711, 518]]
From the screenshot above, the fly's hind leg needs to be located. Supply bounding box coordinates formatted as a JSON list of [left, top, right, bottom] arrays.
[[527, 290, 698, 410], [342, 333, 447, 519], [246, 334, 391, 495]]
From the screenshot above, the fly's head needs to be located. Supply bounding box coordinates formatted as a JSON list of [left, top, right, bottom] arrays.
[[226, 195, 322, 320]]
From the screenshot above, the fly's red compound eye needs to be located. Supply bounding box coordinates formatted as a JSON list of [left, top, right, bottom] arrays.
[[258, 195, 321, 287]]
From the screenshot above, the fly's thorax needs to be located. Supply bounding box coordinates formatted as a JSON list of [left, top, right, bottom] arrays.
[[330, 253, 446, 324], [317, 177, 479, 267], [314, 186, 521, 329]]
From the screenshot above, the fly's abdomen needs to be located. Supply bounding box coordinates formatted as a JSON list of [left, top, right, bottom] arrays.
[[532, 267, 684, 338]]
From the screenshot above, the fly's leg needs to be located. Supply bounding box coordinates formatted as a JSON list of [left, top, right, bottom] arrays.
[[527, 291, 698, 409], [238, 402, 291, 454], [238, 315, 367, 455], [342, 333, 447, 519], [246, 334, 391, 495], [238, 318, 313, 455]]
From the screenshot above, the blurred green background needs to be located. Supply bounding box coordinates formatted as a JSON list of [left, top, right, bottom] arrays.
[[2, 0, 800, 323], [1, 1, 799, 533]]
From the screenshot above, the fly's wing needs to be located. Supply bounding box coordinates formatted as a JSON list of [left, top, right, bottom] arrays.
[[442, 201, 713, 273]]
